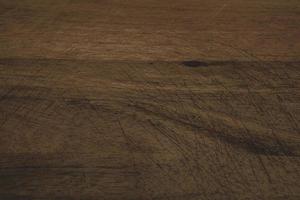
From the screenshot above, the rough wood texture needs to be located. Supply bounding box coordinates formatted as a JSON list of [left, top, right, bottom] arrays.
[[0, 0, 299, 199]]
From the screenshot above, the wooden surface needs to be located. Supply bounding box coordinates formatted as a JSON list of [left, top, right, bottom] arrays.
[[0, 0, 300, 199]]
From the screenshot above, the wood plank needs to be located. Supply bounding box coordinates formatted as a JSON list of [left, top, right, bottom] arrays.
[[0, 1, 299, 199]]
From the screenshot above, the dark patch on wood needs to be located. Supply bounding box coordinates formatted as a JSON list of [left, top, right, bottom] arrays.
[[182, 60, 209, 67], [130, 103, 299, 157]]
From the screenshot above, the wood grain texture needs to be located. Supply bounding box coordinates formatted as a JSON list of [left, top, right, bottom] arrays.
[[0, 0, 300, 199]]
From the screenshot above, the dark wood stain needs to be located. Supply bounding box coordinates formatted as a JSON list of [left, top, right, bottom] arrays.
[[182, 61, 209, 67]]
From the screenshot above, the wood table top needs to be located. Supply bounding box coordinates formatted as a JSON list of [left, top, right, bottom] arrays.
[[0, 0, 299, 199]]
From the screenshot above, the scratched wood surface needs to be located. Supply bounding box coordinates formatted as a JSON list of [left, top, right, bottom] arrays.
[[0, 0, 300, 199]]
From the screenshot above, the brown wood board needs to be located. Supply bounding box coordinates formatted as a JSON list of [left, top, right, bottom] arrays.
[[0, 0, 299, 199]]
